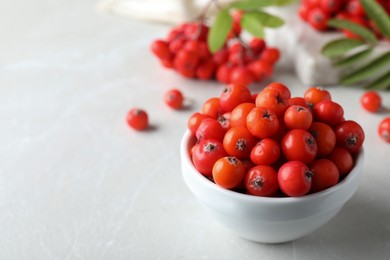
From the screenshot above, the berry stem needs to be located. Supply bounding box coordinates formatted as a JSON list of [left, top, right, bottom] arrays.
[[236, 35, 254, 60], [197, 0, 220, 21]]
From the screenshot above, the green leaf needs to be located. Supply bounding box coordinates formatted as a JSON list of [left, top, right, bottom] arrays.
[[321, 38, 365, 57], [361, 0, 390, 38], [246, 11, 284, 28], [334, 48, 373, 67], [230, 0, 276, 10], [207, 9, 233, 53], [340, 51, 390, 85], [327, 19, 377, 44], [365, 71, 390, 90], [273, 0, 297, 6], [241, 12, 265, 38]]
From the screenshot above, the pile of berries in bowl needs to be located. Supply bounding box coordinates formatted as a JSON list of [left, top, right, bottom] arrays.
[[299, 0, 390, 37], [180, 82, 365, 243], [150, 20, 280, 87]]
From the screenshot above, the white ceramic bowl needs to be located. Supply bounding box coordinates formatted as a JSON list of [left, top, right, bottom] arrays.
[[180, 131, 364, 243]]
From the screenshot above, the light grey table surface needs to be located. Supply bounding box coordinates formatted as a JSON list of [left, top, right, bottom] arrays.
[[1, 1, 389, 259]]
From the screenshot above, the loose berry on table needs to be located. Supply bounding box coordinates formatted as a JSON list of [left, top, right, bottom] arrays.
[[126, 108, 149, 131]]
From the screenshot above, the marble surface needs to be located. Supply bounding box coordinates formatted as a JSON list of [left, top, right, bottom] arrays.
[[1, 1, 390, 259]]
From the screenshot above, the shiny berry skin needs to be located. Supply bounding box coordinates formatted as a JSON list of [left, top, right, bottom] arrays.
[[334, 120, 365, 153], [250, 138, 280, 165], [160, 56, 174, 69], [320, 0, 342, 14], [307, 7, 329, 31], [150, 40, 171, 59], [335, 11, 350, 21], [302, 0, 320, 8], [228, 42, 242, 54], [176, 66, 195, 78], [360, 91, 382, 113], [256, 88, 288, 117], [299, 4, 310, 20], [304, 87, 331, 108], [230, 103, 256, 128], [174, 49, 200, 71], [245, 165, 279, 197], [213, 48, 229, 66], [196, 60, 216, 80], [284, 105, 313, 130], [247, 60, 273, 82], [378, 117, 390, 143], [288, 97, 310, 109], [196, 118, 225, 142], [164, 89, 184, 109], [264, 82, 291, 100], [346, 0, 365, 17], [126, 108, 149, 131], [308, 122, 336, 157], [169, 38, 186, 53], [183, 40, 201, 53], [313, 100, 344, 126], [217, 113, 231, 131], [260, 48, 280, 65], [201, 97, 223, 119], [278, 161, 313, 197], [216, 64, 232, 84], [281, 129, 318, 164], [198, 42, 211, 59], [249, 38, 266, 54], [246, 107, 279, 139], [212, 157, 246, 189], [184, 22, 209, 41], [271, 119, 288, 140], [187, 112, 208, 135], [192, 139, 227, 176], [219, 84, 252, 112], [309, 159, 339, 193], [229, 67, 255, 87], [327, 147, 354, 176], [223, 127, 257, 159]]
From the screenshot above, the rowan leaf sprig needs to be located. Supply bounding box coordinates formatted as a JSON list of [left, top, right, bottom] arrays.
[[206, 0, 289, 53], [321, 0, 390, 90]]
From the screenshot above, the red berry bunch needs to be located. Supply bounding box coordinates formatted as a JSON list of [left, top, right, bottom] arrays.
[[299, 0, 390, 38], [188, 82, 365, 197], [150, 19, 280, 87]]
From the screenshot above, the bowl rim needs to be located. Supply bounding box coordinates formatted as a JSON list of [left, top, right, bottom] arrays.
[[181, 130, 364, 205]]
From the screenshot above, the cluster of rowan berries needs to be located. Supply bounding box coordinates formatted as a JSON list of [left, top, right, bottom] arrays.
[[187, 82, 365, 197], [150, 19, 280, 87], [299, 0, 390, 38]]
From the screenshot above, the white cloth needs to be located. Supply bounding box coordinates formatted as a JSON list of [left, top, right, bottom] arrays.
[[97, 0, 234, 24]]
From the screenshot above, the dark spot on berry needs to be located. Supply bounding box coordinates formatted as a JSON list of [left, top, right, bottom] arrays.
[[252, 176, 264, 190], [133, 109, 142, 115], [310, 130, 318, 139], [218, 115, 229, 128], [346, 134, 358, 146], [204, 142, 216, 152], [227, 156, 238, 165], [236, 139, 247, 151], [262, 110, 271, 119], [276, 94, 284, 104], [307, 137, 316, 146], [305, 171, 313, 182]]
